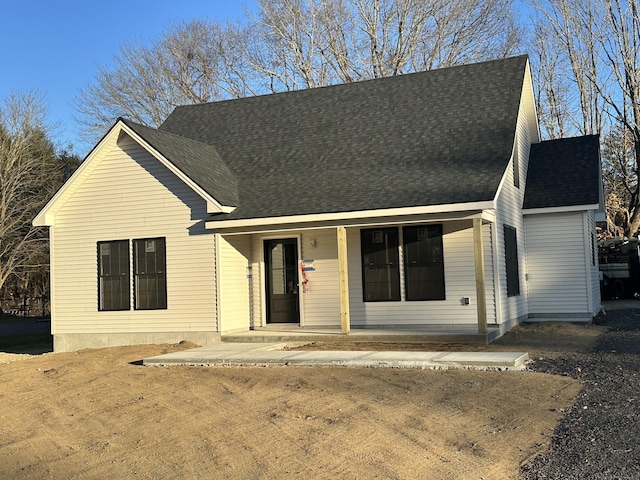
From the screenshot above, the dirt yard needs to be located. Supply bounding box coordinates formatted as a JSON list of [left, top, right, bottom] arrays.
[[0, 322, 604, 480]]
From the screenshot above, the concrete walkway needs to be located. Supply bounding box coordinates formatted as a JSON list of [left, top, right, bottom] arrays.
[[143, 343, 529, 370]]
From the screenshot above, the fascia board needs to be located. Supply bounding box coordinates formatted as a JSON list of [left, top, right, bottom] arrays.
[[205, 201, 495, 231], [523, 59, 541, 144], [492, 154, 512, 207], [523, 204, 599, 215], [491, 63, 538, 210]]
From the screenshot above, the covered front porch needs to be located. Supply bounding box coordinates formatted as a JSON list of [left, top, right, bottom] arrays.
[[213, 210, 503, 339]]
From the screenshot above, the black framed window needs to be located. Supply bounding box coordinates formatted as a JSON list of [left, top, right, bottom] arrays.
[[361, 228, 401, 301], [134, 238, 167, 310], [98, 240, 130, 311], [403, 225, 445, 300], [504, 225, 520, 296]]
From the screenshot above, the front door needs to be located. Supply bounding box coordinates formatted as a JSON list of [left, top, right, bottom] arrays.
[[265, 239, 300, 324]]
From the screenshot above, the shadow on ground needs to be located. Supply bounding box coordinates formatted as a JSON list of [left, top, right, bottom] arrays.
[[521, 307, 640, 479]]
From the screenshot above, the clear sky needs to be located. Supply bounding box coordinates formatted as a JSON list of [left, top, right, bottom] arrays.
[[1, 1, 254, 156]]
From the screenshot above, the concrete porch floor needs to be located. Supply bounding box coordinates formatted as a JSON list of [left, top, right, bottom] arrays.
[[222, 324, 502, 345]]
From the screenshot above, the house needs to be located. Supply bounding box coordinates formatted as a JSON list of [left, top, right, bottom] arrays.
[[34, 55, 603, 352]]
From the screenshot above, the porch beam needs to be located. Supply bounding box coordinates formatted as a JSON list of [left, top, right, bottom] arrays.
[[473, 218, 488, 334], [337, 226, 351, 334]]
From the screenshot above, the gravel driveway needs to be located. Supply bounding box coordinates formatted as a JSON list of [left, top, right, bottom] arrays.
[[522, 308, 640, 479]]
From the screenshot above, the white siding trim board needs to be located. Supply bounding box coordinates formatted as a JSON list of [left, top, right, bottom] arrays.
[[583, 212, 594, 314], [523, 204, 600, 216]]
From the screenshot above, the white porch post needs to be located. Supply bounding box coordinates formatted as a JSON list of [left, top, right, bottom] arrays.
[[473, 218, 488, 334], [337, 226, 351, 334]]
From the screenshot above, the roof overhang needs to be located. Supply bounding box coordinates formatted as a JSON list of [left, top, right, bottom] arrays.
[[523, 204, 600, 215], [206, 201, 496, 234], [118, 123, 234, 214]]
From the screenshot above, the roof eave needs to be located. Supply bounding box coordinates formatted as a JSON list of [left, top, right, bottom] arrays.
[[523, 204, 600, 215], [205, 201, 496, 232]]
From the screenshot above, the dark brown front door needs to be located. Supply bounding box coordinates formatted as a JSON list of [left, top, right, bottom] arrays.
[[265, 239, 299, 324]]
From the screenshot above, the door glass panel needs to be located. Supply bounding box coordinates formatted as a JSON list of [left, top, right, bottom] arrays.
[[270, 244, 286, 294]]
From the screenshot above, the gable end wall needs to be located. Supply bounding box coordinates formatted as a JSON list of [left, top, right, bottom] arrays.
[[494, 96, 532, 325], [50, 135, 219, 351]]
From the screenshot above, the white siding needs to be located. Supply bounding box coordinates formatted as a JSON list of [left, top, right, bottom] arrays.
[[218, 235, 252, 332], [51, 135, 217, 335], [299, 229, 341, 327], [525, 212, 591, 314], [493, 96, 532, 324]]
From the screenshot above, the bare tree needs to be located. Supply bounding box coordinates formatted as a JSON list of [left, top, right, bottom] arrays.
[[531, 0, 640, 235], [251, 0, 521, 91], [76, 0, 522, 141], [530, 21, 571, 139], [75, 19, 258, 142], [530, 0, 604, 137], [0, 91, 60, 295], [598, 0, 640, 235], [601, 126, 635, 235]]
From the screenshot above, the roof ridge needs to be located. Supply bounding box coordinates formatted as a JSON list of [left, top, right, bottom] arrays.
[[160, 54, 530, 118]]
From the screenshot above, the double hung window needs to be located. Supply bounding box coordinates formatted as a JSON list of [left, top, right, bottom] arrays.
[[403, 225, 445, 301], [98, 240, 130, 311], [134, 238, 167, 309], [98, 238, 167, 311], [361, 228, 401, 301]]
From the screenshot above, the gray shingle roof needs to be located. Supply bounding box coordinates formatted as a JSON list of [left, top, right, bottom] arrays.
[[121, 119, 238, 207], [524, 135, 600, 209], [158, 55, 530, 221]]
